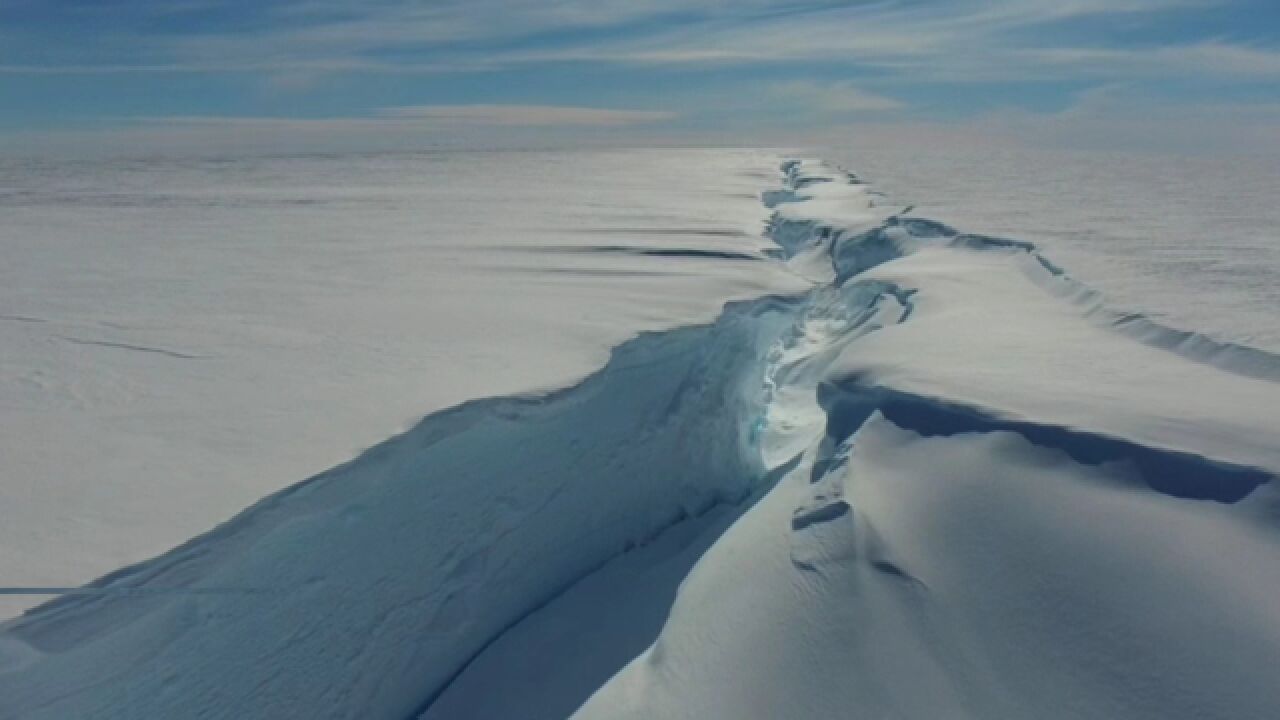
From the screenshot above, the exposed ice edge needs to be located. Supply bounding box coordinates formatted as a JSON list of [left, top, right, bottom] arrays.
[[0, 288, 804, 716], [767, 157, 1279, 498], [773, 158, 1280, 384], [571, 161, 1280, 720], [2, 157, 1279, 719]]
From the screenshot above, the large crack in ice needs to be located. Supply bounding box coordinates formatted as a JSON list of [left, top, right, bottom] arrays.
[[569, 159, 1280, 720], [815, 381, 1270, 504], [4, 156, 1279, 720]]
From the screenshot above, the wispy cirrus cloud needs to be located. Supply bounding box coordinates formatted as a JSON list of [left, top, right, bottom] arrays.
[[1026, 41, 1280, 79], [1, 0, 1256, 78], [2, 0, 1278, 151], [376, 104, 675, 126], [132, 103, 677, 130], [768, 80, 905, 113], [0, 103, 682, 157]]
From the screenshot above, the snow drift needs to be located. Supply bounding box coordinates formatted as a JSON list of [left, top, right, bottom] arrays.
[[2, 156, 1279, 720]]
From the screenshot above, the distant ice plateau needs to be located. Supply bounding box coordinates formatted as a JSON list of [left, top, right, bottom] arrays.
[[1, 151, 1279, 719]]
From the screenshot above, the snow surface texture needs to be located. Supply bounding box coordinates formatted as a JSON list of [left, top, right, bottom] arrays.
[[0, 149, 805, 618], [824, 142, 1280, 354], [575, 161, 1280, 720], [3, 154, 1280, 719]]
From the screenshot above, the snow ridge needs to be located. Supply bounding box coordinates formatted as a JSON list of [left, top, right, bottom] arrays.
[[777, 158, 1280, 383], [573, 160, 1280, 720]]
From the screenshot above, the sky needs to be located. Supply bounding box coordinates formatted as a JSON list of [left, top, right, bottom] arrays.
[[1, 0, 1278, 156]]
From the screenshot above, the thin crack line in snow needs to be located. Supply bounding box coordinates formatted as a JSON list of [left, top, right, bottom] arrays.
[[0, 587, 270, 596], [56, 336, 207, 359]]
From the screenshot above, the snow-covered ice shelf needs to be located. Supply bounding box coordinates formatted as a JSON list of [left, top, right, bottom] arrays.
[[2, 153, 1279, 720], [0, 149, 805, 619]]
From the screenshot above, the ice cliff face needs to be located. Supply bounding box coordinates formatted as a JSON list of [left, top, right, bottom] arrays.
[[0, 295, 801, 719], [3, 158, 1279, 720]]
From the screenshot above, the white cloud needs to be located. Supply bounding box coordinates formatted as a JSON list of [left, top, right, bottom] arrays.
[[5, 0, 1271, 93], [769, 80, 904, 113], [4, 0, 1275, 156], [1027, 41, 1280, 79], [3, 0, 1238, 81], [376, 104, 676, 126], [510, 0, 1226, 71], [0, 104, 681, 158], [803, 85, 1280, 157], [133, 104, 675, 129], [159, 0, 832, 69]]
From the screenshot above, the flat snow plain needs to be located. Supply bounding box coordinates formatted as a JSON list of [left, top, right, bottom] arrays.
[[2, 150, 1279, 720]]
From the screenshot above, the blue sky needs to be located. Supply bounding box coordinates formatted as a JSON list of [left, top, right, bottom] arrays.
[[2, 0, 1278, 154]]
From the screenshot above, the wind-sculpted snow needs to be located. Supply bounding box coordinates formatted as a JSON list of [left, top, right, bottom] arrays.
[[3, 156, 1280, 719]]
